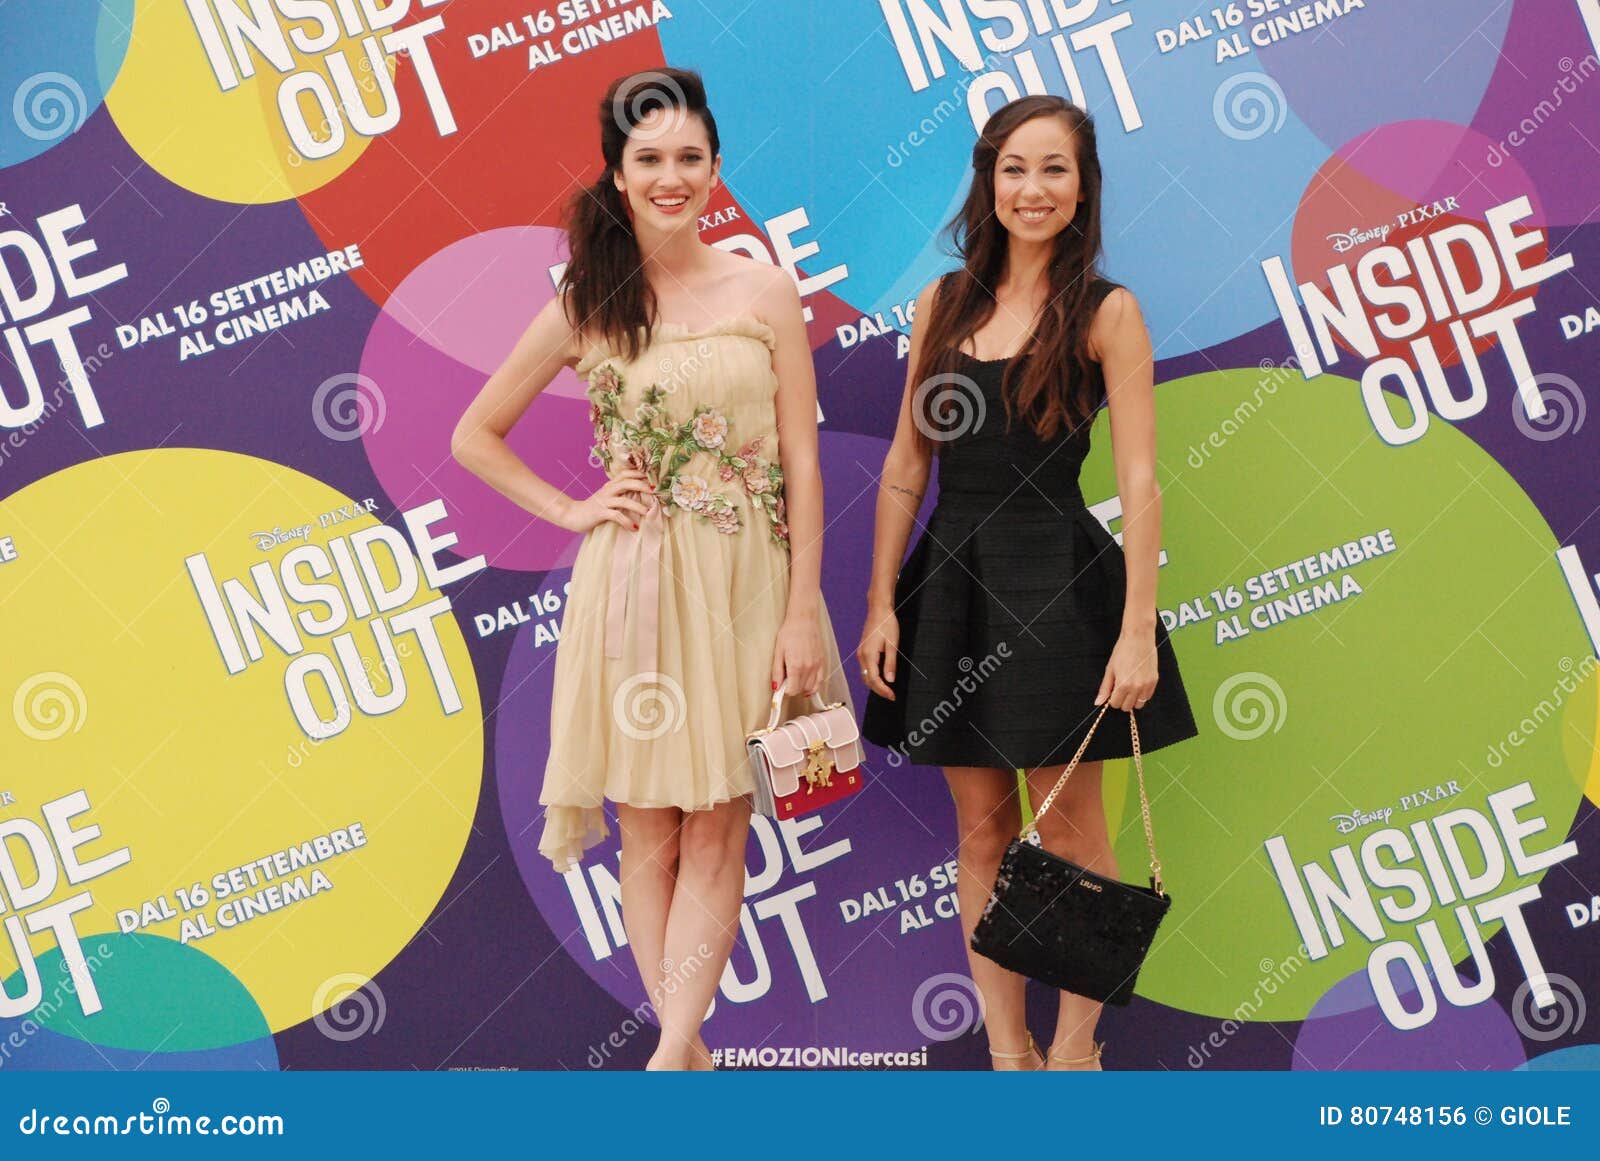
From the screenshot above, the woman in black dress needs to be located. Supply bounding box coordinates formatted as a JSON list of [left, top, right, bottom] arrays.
[[859, 96, 1199, 1070]]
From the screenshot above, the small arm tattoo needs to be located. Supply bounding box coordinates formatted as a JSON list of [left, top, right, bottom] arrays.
[[888, 484, 923, 501]]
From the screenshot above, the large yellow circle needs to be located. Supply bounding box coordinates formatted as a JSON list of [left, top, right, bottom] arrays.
[[0, 449, 481, 1032], [104, 2, 392, 202]]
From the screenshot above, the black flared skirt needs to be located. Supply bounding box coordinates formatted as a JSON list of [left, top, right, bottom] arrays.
[[861, 494, 1200, 769]]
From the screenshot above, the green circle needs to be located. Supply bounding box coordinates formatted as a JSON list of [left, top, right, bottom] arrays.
[[1080, 369, 1593, 1021]]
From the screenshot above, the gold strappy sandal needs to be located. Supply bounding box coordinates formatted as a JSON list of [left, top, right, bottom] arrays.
[[989, 1032, 1045, 1070], [1048, 1039, 1105, 1070]]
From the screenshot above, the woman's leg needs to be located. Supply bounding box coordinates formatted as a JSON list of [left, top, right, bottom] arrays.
[[944, 765, 1036, 1069], [1023, 758, 1116, 1070], [650, 795, 752, 1070], [617, 804, 708, 1066]]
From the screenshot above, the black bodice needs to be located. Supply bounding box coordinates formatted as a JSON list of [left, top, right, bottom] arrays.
[[928, 275, 1121, 515], [933, 350, 1104, 514]]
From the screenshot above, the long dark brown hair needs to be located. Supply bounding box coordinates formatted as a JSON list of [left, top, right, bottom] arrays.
[[558, 68, 721, 363], [912, 96, 1109, 453]]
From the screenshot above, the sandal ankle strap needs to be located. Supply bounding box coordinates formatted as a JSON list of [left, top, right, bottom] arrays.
[[1048, 1039, 1105, 1066], [989, 1032, 1041, 1062]]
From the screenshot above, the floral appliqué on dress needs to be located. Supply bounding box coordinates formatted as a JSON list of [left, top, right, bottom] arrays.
[[586, 361, 789, 547]]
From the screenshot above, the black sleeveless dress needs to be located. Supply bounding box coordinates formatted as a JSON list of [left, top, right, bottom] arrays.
[[861, 277, 1199, 768]]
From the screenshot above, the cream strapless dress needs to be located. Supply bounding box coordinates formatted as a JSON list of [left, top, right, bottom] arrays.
[[538, 315, 857, 872]]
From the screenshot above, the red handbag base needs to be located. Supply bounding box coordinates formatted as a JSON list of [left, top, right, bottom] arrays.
[[771, 763, 865, 818]]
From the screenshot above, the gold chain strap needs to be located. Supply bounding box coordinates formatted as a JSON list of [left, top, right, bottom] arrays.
[[1022, 703, 1165, 896]]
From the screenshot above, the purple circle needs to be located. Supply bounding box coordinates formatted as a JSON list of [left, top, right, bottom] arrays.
[[1293, 966, 1526, 1070], [1329, 119, 1547, 227], [1257, 0, 1512, 157]]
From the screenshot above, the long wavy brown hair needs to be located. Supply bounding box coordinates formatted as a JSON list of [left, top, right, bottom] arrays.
[[558, 68, 721, 364], [911, 96, 1109, 454]]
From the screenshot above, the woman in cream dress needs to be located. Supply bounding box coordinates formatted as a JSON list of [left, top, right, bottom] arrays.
[[452, 68, 855, 1070]]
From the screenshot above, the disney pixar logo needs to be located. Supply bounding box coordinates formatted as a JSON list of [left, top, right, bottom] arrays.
[[1331, 779, 1464, 834], [1327, 196, 1461, 253]]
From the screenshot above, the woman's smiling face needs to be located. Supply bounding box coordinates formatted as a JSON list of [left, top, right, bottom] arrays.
[[992, 113, 1084, 241], [614, 105, 719, 235]]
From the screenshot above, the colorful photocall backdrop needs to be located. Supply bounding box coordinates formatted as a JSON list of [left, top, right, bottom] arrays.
[[2, 0, 1599, 1072]]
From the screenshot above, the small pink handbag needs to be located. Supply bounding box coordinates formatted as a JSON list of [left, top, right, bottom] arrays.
[[745, 683, 866, 819]]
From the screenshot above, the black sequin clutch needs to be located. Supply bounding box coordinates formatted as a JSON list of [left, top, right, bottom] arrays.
[[970, 704, 1170, 1006]]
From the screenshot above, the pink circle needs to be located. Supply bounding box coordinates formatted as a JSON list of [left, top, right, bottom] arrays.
[[360, 227, 602, 571]]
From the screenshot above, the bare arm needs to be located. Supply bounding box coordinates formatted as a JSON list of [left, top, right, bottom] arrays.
[[450, 294, 645, 533], [858, 279, 939, 699], [763, 266, 827, 694], [1095, 287, 1160, 632], [765, 267, 823, 618], [1093, 286, 1163, 708]]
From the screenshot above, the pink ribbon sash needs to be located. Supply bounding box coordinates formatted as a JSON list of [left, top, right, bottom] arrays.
[[603, 489, 665, 676]]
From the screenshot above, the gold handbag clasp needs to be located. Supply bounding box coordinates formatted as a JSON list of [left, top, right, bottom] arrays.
[[801, 739, 834, 791]]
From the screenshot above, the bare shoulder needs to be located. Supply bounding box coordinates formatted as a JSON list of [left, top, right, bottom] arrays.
[[746, 259, 801, 325], [907, 273, 952, 343], [914, 274, 945, 316], [1088, 281, 1144, 360], [543, 288, 586, 366], [1094, 282, 1142, 324]]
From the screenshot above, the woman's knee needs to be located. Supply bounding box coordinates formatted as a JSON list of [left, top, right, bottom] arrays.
[[678, 802, 750, 879], [946, 776, 1021, 863], [1027, 764, 1107, 854], [619, 807, 682, 871], [1031, 797, 1113, 869], [1032, 809, 1095, 864]]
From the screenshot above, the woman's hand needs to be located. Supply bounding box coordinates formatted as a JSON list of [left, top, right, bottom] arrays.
[[857, 599, 899, 700], [555, 468, 652, 533], [1095, 624, 1159, 711], [771, 607, 825, 697]]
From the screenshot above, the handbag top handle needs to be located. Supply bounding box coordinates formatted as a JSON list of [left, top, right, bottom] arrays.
[[1025, 703, 1166, 897], [755, 681, 840, 734]]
